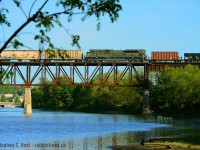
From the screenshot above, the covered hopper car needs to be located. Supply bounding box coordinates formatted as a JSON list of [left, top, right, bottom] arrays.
[[0, 50, 39, 61], [0, 50, 83, 62], [86, 49, 146, 62], [42, 50, 83, 61]]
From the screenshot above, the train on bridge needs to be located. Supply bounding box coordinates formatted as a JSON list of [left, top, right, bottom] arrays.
[[0, 49, 199, 62]]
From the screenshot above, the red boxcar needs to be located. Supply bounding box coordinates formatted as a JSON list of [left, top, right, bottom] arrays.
[[151, 51, 179, 61]]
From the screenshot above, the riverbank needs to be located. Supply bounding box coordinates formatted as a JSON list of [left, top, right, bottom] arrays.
[[111, 134, 200, 149], [111, 142, 200, 150]]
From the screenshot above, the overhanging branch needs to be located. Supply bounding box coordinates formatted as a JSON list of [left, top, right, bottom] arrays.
[[0, 0, 49, 53]]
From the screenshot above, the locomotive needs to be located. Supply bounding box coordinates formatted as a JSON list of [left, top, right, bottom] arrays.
[[0, 49, 199, 62], [86, 49, 146, 62]]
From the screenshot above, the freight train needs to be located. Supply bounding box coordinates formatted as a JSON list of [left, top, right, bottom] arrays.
[[0, 49, 199, 62], [0, 50, 83, 62]]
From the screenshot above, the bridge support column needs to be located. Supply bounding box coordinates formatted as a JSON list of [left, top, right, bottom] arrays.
[[142, 89, 152, 115], [24, 86, 32, 115]]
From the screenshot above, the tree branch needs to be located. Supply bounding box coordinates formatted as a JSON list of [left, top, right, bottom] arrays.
[[34, 10, 87, 22], [0, 0, 122, 52], [1, 25, 5, 43], [36, 0, 49, 16], [29, 0, 37, 18], [17, 32, 37, 37], [0, 18, 32, 52], [0, 0, 49, 53], [19, 6, 28, 19]]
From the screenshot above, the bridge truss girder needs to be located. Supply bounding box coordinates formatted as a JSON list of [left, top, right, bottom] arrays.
[[148, 62, 200, 71], [0, 62, 148, 87]]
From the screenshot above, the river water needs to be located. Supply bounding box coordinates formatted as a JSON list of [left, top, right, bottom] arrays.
[[0, 108, 199, 150]]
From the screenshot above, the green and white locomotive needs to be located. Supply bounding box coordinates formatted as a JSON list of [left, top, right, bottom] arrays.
[[86, 49, 146, 62]]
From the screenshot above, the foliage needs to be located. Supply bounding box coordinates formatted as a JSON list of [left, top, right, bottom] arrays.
[[32, 77, 76, 110], [0, 0, 122, 52], [0, 94, 6, 102], [72, 71, 143, 113], [32, 70, 143, 114], [150, 65, 200, 113], [8, 97, 13, 102], [0, 86, 25, 95], [15, 95, 21, 102], [32, 87, 43, 108]]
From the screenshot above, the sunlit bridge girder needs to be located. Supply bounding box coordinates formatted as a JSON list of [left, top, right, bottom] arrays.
[[0, 62, 148, 87], [1, 61, 200, 87]]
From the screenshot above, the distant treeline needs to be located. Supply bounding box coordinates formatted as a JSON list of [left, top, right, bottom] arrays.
[[0, 86, 24, 96], [32, 72, 143, 114]]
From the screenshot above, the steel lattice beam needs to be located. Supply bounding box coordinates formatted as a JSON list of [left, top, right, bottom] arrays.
[[0, 61, 172, 87]]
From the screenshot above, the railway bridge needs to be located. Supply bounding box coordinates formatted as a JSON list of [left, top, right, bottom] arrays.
[[1, 61, 200, 115]]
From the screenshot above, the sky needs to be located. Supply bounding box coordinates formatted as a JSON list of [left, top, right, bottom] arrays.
[[1, 0, 200, 58]]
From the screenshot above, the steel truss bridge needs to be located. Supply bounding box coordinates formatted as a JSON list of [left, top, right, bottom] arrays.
[[0, 62, 200, 87], [0, 62, 149, 87], [1, 61, 200, 115]]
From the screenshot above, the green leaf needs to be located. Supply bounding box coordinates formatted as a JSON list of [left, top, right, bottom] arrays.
[[11, 39, 24, 49], [12, 0, 21, 7], [71, 34, 80, 49], [0, 8, 10, 26]]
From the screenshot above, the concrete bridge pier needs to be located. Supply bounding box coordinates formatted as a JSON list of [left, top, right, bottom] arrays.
[[24, 86, 32, 116], [142, 89, 152, 115]]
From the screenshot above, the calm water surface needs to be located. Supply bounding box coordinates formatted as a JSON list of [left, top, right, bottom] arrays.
[[0, 108, 199, 150]]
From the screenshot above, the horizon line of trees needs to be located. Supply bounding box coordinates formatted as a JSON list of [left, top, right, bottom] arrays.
[[32, 71, 143, 114]]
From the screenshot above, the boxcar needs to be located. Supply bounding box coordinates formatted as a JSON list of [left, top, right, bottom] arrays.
[[86, 49, 146, 62], [184, 53, 200, 62], [42, 50, 83, 61], [151, 51, 179, 62], [0, 50, 39, 61]]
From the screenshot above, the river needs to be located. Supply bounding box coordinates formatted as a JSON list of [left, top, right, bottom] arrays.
[[0, 108, 199, 150]]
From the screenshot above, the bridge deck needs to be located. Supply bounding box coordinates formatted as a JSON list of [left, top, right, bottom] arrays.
[[0, 61, 200, 87]]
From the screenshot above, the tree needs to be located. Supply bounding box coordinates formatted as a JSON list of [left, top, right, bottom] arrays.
[[0, 0, 122, 52], [0, 95, 6, 102], [32, 86, 43, 108], [8, 97, 13, 102], [151, 65, 200, 112], [15, 95, 21, 102]]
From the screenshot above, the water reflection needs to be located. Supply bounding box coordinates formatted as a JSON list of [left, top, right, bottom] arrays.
[[1, 108, 199, 149], [31, 132, 139, 150]]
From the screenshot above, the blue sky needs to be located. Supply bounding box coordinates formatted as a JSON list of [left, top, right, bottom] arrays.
[[1, 0, 200, 58]]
